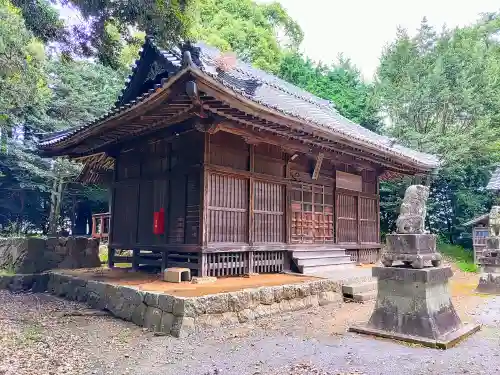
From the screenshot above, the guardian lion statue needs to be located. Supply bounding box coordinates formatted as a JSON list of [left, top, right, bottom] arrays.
[[395, 185, 430, 234], [490, 206, 500, 237]]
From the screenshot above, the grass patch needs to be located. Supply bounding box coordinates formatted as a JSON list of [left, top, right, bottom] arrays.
[[99, 248, 132, 268], [438, 243, 478, 273], [0, 265, 16, 275], [15, 323, 44, 347]]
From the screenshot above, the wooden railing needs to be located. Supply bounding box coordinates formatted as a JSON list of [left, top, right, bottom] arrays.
[[473, 226, 489, 264], [92, 212, 111, 241]]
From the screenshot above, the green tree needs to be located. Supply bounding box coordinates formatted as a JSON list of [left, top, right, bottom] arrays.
[[278, 52, 382, 132], [191, 0, 303, 72], [377, 16, 500, 245]]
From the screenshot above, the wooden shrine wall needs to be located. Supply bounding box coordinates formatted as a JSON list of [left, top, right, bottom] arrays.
[[111, 130, 203, 249], [205, 133, 286, 246], [205, 130, 380, 248]]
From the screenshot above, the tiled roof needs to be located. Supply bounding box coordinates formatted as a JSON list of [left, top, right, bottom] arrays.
[[463, 213, 489, 226], [195, 42, 439, 169], [487, 166, 500, 190], [39, 37, 440, 170]]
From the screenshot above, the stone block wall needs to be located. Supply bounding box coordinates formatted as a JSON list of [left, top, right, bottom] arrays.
[[0, 237, 100, 273], [38, 272, 342, 337]]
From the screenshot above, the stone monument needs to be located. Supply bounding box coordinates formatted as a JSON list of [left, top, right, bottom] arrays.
[[381, 185, 442, 269], [350, 185, 480, 349], [476, 206, 500, 293]]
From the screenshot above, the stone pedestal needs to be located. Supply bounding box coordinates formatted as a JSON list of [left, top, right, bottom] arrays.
[[477, 236, 500, 293], [350, 266, 480, 349], [382, 234, 442, 269]]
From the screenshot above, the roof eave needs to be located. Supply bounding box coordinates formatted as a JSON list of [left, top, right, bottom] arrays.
[[188, 68, 439, 174]]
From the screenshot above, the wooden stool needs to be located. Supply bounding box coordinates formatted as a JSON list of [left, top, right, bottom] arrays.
[[163, 267, 191, 283]]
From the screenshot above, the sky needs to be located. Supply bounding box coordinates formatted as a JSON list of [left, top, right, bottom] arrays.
[[267, 0, 500, 80]]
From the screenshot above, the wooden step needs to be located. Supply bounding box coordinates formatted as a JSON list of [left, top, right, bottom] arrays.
[[292, 250, 348, 258], [295, 255, 353, 267], [288, 246, 346, 252], [299, 262, 356, 275]]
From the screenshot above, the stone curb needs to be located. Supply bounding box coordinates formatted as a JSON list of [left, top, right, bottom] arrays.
[[1, 271, 343, 338]]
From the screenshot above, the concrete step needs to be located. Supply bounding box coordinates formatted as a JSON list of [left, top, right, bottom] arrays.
[[300, 262, 356, 275], [295, 255, 353, 267], [342, 280, 377, 295], [292, 250, 348, 258], [351, 290, 377, 302]]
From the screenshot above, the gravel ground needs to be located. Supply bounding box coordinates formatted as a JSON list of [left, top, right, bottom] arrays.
[[1, 279, 499, 375]]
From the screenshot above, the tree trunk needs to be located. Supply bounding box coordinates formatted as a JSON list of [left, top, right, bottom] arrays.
[[48, 178, 65, 235], [48, 177, 59, 235]]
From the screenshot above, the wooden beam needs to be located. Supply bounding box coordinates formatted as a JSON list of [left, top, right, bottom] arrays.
[[194, 75, 433, 174], [218, 120, 378, 171], [311, 152, 324, 180]]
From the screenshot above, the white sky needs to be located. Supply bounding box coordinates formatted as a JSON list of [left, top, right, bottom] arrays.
[[269, 0, 500, 80]]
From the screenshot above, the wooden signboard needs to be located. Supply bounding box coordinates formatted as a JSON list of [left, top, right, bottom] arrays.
[[336, 171, 362, 192]]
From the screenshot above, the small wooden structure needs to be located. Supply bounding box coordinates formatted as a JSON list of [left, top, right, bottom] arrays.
[[38, 38, 439, 276], [464, 214, 494, 264], [463, 166, 500, 264], [91, 212, 110, 241]]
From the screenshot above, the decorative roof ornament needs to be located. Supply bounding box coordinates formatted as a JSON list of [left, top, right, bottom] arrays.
[[214, 52, 237, 72], [180, 41, 203, 68]]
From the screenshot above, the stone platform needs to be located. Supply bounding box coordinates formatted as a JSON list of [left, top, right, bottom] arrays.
[[350, 266, 480, 349], [0, 270, 342, 338]]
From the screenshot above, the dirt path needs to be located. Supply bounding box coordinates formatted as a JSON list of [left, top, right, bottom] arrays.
[[0, 269, 497, 375]]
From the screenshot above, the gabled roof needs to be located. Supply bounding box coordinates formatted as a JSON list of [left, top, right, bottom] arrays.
[[39, 37, 439, 172], [487, 166, 500, 190], [463, 213, 489, 227]]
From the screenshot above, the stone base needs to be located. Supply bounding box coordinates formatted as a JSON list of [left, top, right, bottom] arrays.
[[350, 266, 480, 348], [383, 234, 441, 268], [2, 271, 343, 338], [386, 233, 437, 254], [486, 236, 500, 250], [349, 323, 480, 349], [163, 268, 191, 283], [477, 273, 500, 294]]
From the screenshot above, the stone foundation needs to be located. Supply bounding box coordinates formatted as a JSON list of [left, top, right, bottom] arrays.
[[0, 271, 342, 337], [350, 266, 480, 349], [0, 237, 100, 273]]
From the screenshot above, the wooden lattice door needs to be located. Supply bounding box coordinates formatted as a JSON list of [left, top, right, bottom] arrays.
[[290, 183, 333, 244]]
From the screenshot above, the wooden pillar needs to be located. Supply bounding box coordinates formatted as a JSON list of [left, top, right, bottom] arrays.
[[248, 251, 254, 274], [200, 253, 207, 277], [357, 192, 361, 245], [91, 216, 97, 238], [248, 143, 255, 246], [161, 251, 167, 273], [285, 154, 291, 244], [132, 249, 140, 270], [107, 247, 115, 268]]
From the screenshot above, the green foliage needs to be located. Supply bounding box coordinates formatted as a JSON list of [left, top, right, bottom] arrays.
[[278, 52, 382, 132], [438, 242, 478, 273], [190, 0, 303, 72], [0, 0, 49, 127], [377, 16, 500, 244], [11, 0, 66, 43], [65, 0, 196, 69]]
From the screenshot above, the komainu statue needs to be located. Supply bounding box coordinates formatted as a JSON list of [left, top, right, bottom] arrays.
[[490, 206, 500, 237], [395, 185, 430, 234]]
